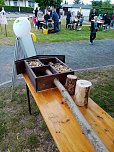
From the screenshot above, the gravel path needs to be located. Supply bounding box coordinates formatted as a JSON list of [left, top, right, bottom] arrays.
[[0, 39, 114, 84]]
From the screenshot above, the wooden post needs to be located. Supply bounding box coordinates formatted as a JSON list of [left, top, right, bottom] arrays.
[[0, 24, 2, 32], [75, 80, 92, 107], [5, 24, 7, 37], [45, 69, 108, 152], [65, 74, 77, 95]]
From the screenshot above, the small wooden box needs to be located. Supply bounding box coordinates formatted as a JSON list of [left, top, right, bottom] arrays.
[[15, 55, 74, 91]]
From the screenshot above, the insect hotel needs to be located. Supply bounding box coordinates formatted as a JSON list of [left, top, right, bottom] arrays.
[[13, 17, 114, 152]]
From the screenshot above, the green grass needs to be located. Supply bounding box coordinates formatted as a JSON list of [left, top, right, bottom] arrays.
[[0, 68, 114, 151], [0, 85, 58, 152], [0, 20, 114, 45]]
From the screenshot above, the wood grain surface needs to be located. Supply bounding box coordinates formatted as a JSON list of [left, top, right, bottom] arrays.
[[23, 73, 114, 152]]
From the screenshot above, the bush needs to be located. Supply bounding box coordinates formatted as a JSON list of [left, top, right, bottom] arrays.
[[0, 5, 33, 13]]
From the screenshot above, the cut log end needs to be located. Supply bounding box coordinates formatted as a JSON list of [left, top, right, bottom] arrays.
[[75, 80, 92, 107], [65, 74, 77, 95]]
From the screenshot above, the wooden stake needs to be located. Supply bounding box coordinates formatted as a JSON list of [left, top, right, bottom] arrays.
[[45, 69, 108, 152], [5, 24, 7, 37], [65, 74, 77, 95]]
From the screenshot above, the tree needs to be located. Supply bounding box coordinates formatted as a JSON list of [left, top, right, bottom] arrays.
[[92, 0, 102, 7], [102, 0, 111, 7], [35, 0, 62, 9], [0, 0, 5, 5], [73, 0, 81, 4], [92, 0, 112, 8]]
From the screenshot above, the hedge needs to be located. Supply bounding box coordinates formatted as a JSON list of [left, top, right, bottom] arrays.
[[0, 5, 33, 13]]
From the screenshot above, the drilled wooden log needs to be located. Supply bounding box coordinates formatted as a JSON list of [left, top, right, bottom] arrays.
[[65, 74, 77, 95], [75, 80, 92, 107], [45, 69, 108, 152]]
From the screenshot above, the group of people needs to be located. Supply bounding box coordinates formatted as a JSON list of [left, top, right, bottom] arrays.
[[90, 9, 114, 30], [66, 11, 84, 30], [89, 9, 114, 45], [33, 7, 114, 45], [33, 8, 60, 33]]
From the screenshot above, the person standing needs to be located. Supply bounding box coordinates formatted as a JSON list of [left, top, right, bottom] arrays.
[[90, 16, 99, 45], [66, 11, 71, 28], [91, 9, 97, 20], [44, 11, 50, 23], [35, 7, 38, 17], [110, 14, 114, 28], [103, 14, 108, 30], [52, 10, 59, 33]]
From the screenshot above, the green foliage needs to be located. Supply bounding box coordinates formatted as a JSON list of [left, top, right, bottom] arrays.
[[94, 7, 114, 17], [35, 0, 62, 9], [73, 0, 81, 4], [0, 0, 4, 5], [0, 5, 33, 13], [92, 0, 103, 7], [102, 0, 112, 7], [91, 0, 114, 18], [92, 0, 112, 8]]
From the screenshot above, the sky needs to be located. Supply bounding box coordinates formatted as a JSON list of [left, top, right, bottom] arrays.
[[65, 0, 114, 5]]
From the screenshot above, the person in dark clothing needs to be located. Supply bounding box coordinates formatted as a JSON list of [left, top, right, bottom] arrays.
[[52, 10, 59, 33], [103, 14, 111, 30], [110, 14, 114, 28], [90, 9, 97, 21], [56, 8, 61, 19], [35, 7, 38, 17], [44, 12, 50, 23], [90, 16, 99, 45], [66, 11, 71, 28], [77, 11, 81, 19]]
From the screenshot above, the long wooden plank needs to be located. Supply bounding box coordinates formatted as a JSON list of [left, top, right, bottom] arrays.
[[77, 98, 114, 152], [23, 73, 114, 152]]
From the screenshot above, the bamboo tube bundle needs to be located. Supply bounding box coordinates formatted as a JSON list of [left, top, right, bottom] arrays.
[[75, 80, 92, 107], [65, 74, 77, 95]]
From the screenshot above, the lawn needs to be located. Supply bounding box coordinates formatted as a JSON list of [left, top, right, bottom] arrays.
[[0, 19, 114, 45], [0, 67, 114, 151]]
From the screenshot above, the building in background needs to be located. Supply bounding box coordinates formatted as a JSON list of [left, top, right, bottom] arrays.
[[5, 0, 35, 7], [62, 4, 92, 16]]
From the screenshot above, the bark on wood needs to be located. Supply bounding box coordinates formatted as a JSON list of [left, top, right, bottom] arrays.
[[65, 75, 77, 95], [45, 69, 108, 152], [75, 80, 92, 107]]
